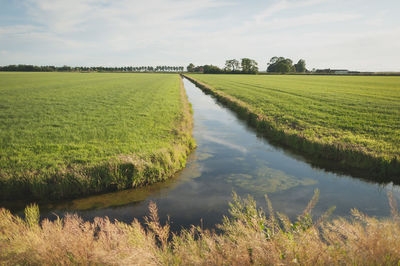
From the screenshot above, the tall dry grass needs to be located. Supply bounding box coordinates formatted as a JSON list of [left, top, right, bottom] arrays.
[[1, 190, 400, 265]]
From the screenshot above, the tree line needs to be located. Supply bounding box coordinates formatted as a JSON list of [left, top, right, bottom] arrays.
[[1, 57, 308, 74], [187, 58, 259, 74], [0, 64, 185, 72], [187, 57, 307, 74]]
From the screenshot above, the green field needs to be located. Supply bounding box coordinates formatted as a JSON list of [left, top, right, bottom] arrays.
[[186, 74, 400, 176], [0, 72, 194, 200]]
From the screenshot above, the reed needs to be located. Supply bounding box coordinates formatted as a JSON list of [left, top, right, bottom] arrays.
[[1, 191, 399, 265]]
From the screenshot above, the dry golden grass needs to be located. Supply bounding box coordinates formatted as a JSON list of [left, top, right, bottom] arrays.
[[1, 191, 400, 265]]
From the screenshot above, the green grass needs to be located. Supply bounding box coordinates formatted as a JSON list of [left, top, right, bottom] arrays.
[[186, 74, 400, 177], [0, 72, 194, 200]]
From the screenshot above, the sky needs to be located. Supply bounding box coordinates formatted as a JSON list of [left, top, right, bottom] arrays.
[[0, 0, 399, 71]]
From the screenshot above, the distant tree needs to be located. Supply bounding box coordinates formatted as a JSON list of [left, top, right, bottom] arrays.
[[294, 59, 306, 73], [187, 63, 195, 72], [241, 58, 258, 74], [225, 59, 240, 72], [203, 65, 223, 74], [193, 66, 204, 72], [267, 57, 294, 73], [58, 65, 72, 72], [0, 64, 195, 73]]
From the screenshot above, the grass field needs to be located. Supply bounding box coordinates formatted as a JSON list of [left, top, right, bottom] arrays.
[[185, 74, 400, 177], [0, 72, 194, 200]]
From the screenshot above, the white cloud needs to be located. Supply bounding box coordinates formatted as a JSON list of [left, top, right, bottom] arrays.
[[242, 12, 361, 33], [253, 0, 328, 22], [24, 0, 231, 33], [0, 24, 41, 35], [14, 0, 234, 57]]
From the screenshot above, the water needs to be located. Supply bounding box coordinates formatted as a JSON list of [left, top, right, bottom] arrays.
[[5, 78, 400, 231]]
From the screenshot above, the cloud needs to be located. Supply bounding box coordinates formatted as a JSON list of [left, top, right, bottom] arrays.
[[0, 24, 41, 35], [242, 12, 361, 33], [202, 135, 247, 153], [253, 0, 328, 22], [24, 0, 231, 33], [10, 0, 234, 60]]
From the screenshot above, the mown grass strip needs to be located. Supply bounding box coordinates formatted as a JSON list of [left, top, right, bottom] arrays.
[[184, 74, 400, 180], [0, 73, 195, 200]]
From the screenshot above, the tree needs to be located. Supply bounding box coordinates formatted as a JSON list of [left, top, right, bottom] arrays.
[[241, 58, 258, 74], [59, 65, 72, 72], [193, 66, 204, 72], [267, 57, 294, 73], [294, 59, 306, 73], [203, 65, 223, 74], [225, 59, 240, 72], [187, 63, 195, 72]]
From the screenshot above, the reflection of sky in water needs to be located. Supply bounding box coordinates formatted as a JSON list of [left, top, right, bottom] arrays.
[[6, 78, 400, 232], [202, 134, 248, 153]]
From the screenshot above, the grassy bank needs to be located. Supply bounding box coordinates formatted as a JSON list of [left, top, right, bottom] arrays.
[[184, 74, 400, 180], [1, 192, 399, 264], [0, 73, 194, 200]]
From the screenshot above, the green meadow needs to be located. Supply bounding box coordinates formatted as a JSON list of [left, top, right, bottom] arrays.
[[186, 74, 400, 176], [0, 72, 194, 200]]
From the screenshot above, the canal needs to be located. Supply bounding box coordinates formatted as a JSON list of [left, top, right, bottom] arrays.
[[19, 77, 400, 231]]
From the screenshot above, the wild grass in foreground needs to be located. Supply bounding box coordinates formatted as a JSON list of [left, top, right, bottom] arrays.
[[1, 191, 399, 265], [185, 74, 400, 177], [0, 73, 194, 200]]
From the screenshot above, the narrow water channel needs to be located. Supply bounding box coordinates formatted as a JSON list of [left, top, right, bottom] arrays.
[[13, 78, 400, 231]]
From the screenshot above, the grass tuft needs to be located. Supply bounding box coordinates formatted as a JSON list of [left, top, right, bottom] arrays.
[[24, 203, 40, 228]]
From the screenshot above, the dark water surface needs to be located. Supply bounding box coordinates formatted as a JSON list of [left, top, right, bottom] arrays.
[[5, 78, 400, 231]]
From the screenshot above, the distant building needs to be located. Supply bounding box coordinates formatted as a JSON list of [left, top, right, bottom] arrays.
[[315, 68, 350, 74], [315, 68, 331, 73], [193, 66, 204, 72], [332, 69, 349, 74]]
